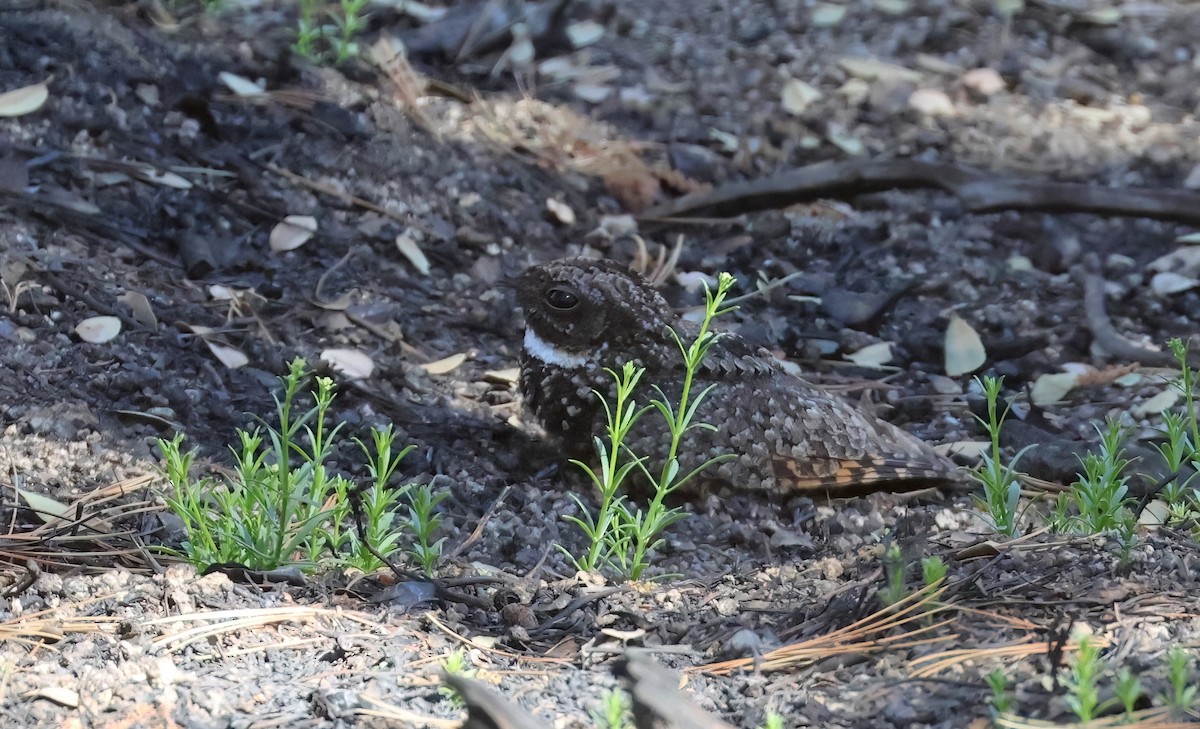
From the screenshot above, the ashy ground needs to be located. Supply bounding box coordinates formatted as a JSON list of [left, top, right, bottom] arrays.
[[2, 1, 1200, 727]]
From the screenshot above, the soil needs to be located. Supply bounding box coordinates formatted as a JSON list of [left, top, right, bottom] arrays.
[[2, 1, 1200, 727]]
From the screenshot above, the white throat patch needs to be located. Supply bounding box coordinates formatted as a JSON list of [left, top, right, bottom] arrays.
[[524, 329, 589, 369]]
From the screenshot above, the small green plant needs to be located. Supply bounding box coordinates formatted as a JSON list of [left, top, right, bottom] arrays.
[[1160, 647, 1198, 715], [987, 669, 1014, 716], [294, 0, 369, 65], [878, 542, 908, 606], [438, 649, 474, 707], [1114, 666, 1142, 719], [295, 0, 322, 61], [921, 555, 947, 588], [563, 273, 737, 580], [327, 425, 414, 571], [405, 484, 448, 576], [592, 689, 632, 729], [1156, 339, 1200, 521], [330, 0, 369, 64], [158, 358, 346, 570], [971, 375, 1031, 537], [1063, 637, 1103, 723], [758, 711, 785, 729], [1052, 419, 1135, 539], [158, 358, 437, 575]]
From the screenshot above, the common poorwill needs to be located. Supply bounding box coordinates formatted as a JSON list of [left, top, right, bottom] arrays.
[[516, 257, 957, 495]]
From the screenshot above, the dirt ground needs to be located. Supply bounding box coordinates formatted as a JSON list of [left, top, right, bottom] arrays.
[[3, 0, 1200, 727]]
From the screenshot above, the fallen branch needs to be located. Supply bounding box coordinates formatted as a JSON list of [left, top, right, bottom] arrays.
[[641, 159, 1200, 225], [1077, 254, 1185, 368]]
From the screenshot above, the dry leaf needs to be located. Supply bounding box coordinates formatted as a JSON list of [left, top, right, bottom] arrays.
[[117, 291, 157, 329], [1176, 231, 1200, 244], [0, 81, 49, 117], [908, 88, 956, 116], [421, 352, 467, 375], [845, 342, 893, 368], [218, 71, 266, 97], [396, 231, 430, 274], [75, 316, 122, 343], [838, 57, 922, 84], [17, 488, 71, 527], [1148, 246, 1200, 276], [811, 4, 847, 26], [205, 340, 249, 369], [934, 441, 991, 461], [320, 348, 375, 379], [1132, 388, 1181, 418], [546, 198, 576, 225], [132, 167, 192, 190], [1150, 271, 1199, 296], [25, 686, 79, 708], [566, 20, 604, 48], [944, 314, 985, 376], [269, 215, 318, 252], [482, 367, 520, 385], [1030, 372, 1080, 406], [781, 78, 822, 115], [208, 285, 236, 300], [1138, 499, 1170, 526]]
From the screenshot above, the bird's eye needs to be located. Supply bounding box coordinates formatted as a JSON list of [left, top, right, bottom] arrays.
[[545, 287, 579, 310]]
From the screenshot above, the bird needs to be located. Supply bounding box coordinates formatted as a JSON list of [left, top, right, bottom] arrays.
[[515, 257, 958, 496]]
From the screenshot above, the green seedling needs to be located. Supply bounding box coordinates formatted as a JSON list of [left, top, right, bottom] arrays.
[[971, 375, 1032, 537], [563, 273, 737, 580]]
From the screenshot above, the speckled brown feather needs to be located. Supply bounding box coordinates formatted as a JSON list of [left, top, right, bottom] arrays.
[[516, 258, 958, 495]]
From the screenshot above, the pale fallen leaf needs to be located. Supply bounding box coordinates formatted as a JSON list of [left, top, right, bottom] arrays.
[[17, 488, 71, 527], [25, 686, 79, 708], [934, 441, 991, 461], [961, 67, 1005, 96], [1148, 246, 1200, 275], [75, 316, 122, 343], [1080, 7, 1121, 24], [1114, 372, 1144, 387], [208, 285, 236, 300], [483, 367, 520, 385], [1177, 231, 1200, 244], [781, 78, 822, 115], [1151, 271, 1199, 296], [1132, 388, 1181, 418], [546, 198, 576, 225], [205, 340, 249, 369], [0, 81, 49, 117], [566, 20, 604, 47], [320, 348, 375, 379], [838, 57, 922, 84], [573, 83, 612, 103], [1030, 372, 1080, 406], [811, 3, 847, 26], [396, 231, 430, 274], [845, 342, 893, 368], [117, 291, 157, 330], [421, 352, 467, 375], [269, 215, 318, 252], [908, 88, 956, 116], [826, 124, 865, 156], [132, 167, 192, 190], [218, 71, 266, 97], [1137, 499, 1170, 526], [944, 314, 985, 376]]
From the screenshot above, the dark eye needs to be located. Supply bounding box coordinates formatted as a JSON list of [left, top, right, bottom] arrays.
[[545, 287, 579, 310]]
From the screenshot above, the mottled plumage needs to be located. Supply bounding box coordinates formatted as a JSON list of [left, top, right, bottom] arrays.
[[516, 258, 956, 495]]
